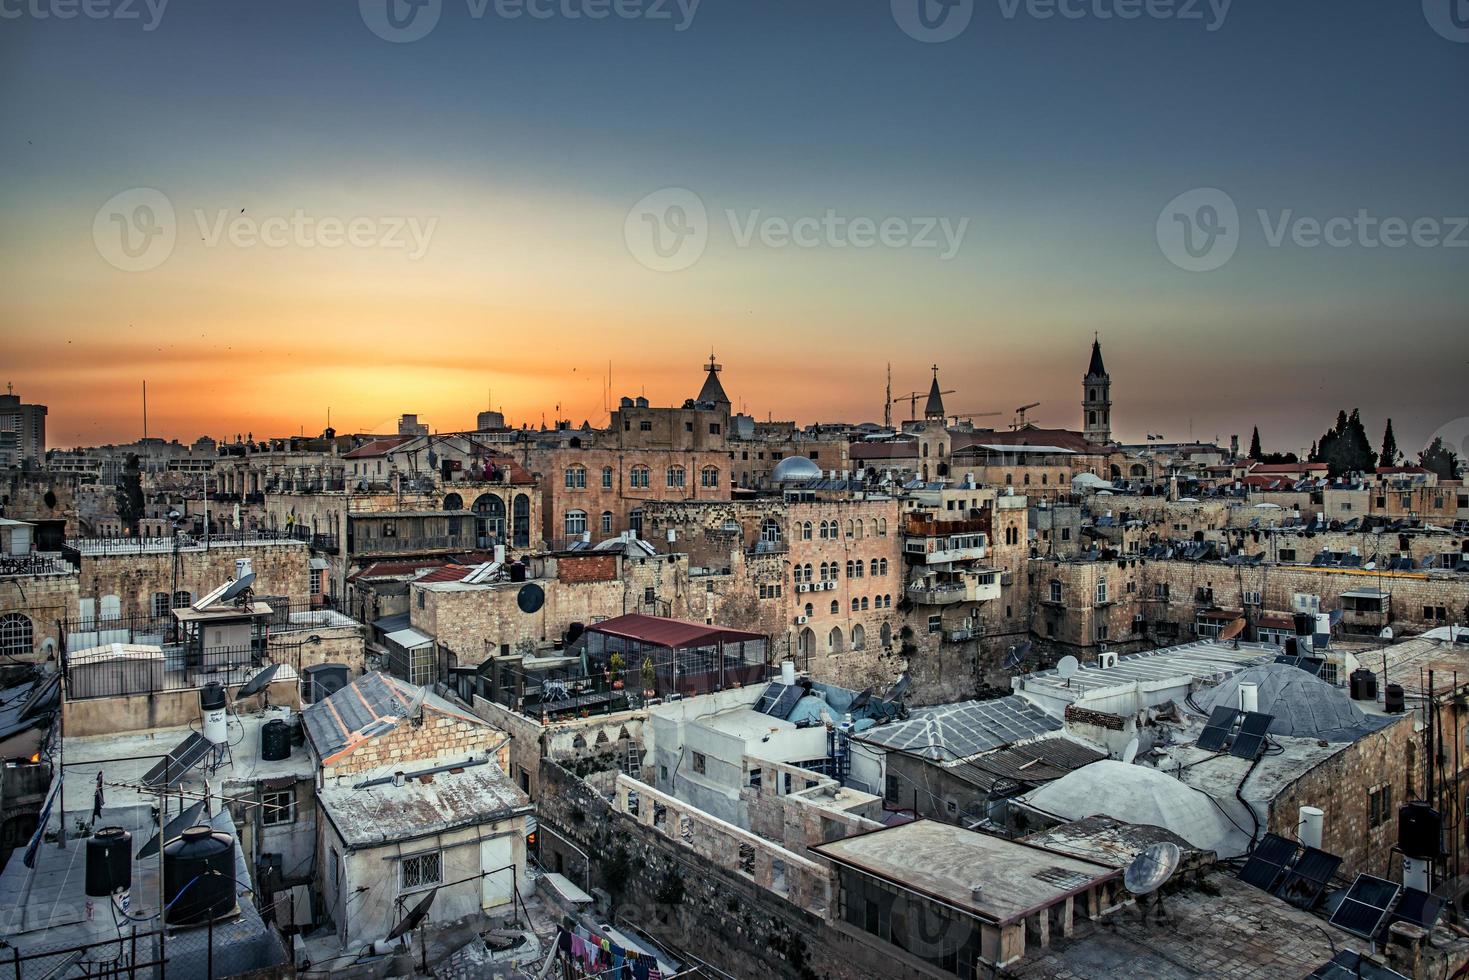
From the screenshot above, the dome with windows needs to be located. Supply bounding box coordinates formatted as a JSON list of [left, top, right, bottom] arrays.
[[772, 456, 822, 483]]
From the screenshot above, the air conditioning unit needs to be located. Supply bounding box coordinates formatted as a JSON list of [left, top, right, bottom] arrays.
[[1099, 650, 1118, 669], [794, 615, 808, 625], [797, 583, 811, 593]]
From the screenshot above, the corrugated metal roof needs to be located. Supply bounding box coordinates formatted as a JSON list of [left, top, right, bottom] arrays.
[[319, 761, 530, 846], [302, 671, 484, 765], [587, 614, 765, 649], [855, 696, 1060, 761], [957, 737, 1107, 786]]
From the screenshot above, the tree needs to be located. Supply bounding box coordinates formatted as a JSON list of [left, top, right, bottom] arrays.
[[1379, 419, 1399, 469], [1420, 437, 1463, 481], [115, 453, 144, 535], [1316, 409, 1376, 477], [1248, 427, 1262, 460]]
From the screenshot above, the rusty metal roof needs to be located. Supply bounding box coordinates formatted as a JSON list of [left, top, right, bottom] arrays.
[[302, 671, 485, 766], [587, 613, 765, 649], [319, 760, 531, 847], [951, 736, 1107, 788]]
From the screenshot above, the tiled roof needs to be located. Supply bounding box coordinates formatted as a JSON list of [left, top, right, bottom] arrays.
[[854, 695, 1060, 761], [341, 436, 413, 459], [302, 671, 484, 766]]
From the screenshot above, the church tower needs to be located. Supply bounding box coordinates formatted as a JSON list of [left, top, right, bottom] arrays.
[[1083, 335, 1112, 444]]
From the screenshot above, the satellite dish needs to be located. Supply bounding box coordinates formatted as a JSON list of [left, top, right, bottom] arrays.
[[234, 663, 280, 701], [1328, 608, 1344, 628], [218, 570, 256, 603], [516, 583, 545, 614], [1122, 737, 1139, 765], [399, 685, 428, 722], [387, 887, 438, 942], [1056, 655, 1079, 680], [1003, 641, 1033, 671], [1124, 842, 1181, 896], [1380, 626, 1394, 640]]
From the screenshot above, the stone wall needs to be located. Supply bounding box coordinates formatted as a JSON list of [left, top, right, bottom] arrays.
[[471, 694, 647, 801], [318, 703, 509, 780], [0, 569, 78, 664], [76, 540, 310, 622]]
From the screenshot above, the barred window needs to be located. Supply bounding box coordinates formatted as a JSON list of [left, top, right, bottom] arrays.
[[401, 852, 442, 891], [262, 789, 296, 826], [0, 614, 33, 659]]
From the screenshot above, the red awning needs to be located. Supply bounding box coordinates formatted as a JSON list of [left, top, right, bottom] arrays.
[[587, 614, 765, 649]]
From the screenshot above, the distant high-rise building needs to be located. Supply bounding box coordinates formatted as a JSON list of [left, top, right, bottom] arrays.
[[0, 389, 47, 468], [1082, 336, 1111, 445], [397, 414, 429, 437], [476, 410, 506, 431]]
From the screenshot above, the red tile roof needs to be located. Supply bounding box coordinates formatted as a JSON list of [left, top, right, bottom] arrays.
[[342, 436, 413, 459]]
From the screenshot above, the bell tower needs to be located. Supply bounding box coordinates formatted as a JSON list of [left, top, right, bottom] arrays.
[[1083, 335, 1111, 444]]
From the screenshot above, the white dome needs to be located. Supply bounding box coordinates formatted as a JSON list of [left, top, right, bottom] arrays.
[[772, 456, 822, 482], [1022, 760, 1243, 855]]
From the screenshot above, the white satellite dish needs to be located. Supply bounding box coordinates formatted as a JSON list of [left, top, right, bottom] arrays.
[[1122, 737, 1139, 765], [1056, 655, 1080, 680], [1124, 842, 1181, 896]]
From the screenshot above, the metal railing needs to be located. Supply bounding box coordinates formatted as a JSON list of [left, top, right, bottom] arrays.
[[63, 642, 273, 700], [66, 530, 313, 555], [0, 552, 77, 577]]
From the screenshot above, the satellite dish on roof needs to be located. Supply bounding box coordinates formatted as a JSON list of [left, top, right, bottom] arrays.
[[1003, 641, 1033, 671], [1122, 737, 1139, 765], [1328, 608, 1344, 628], [1124, 842, 1181, 896], [234, 663, 280, 701], [516, 583, 545, 614], [1056, 655, 1079, 680], [387, 887, 438, 942]]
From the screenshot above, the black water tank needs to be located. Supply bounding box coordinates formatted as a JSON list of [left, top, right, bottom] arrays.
[[1399, 801, 1443, 860], [163, 826, 237, 926], [1293, 613, 1315, 636], [85, 827, 132, 897], [302, 663, 349, 704], [509, 561, 527, 583], [566, 622, 585, 645], [1284, 637, 1299, 656], [199, 681, 227, 713], [1384, 683, 1406, 714], [1349, 668, 1378, 702], [261, 719, 292, 761]]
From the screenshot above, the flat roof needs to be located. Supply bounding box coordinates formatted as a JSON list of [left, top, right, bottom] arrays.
[[1014, 640, 1276, 706], [811, 821, 1118, 926]]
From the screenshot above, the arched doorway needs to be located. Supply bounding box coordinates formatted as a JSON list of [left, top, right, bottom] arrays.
[[828, 627, 844, 653], [472, 493, 505, 548], [798, 627, 816, 658], [852, 624, 866, 650]]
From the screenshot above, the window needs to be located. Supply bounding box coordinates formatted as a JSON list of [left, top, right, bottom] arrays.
[[151, 591, 171, 619], [801, 521, 812, 540], [700, 466, 719, 488], [709, 423, 721, 435], [1095, 582, 1108, 605], [1155, 583, 1170, 600], [262, 789, 296, 826], [1196, 586, 1214, 604], [401, 852, 442, 892], [666, 466, 685, 488], [601, 511, 613, 534], [639, 420, 652, 431], [0, 614, 33, 659], [1425, 606, 1447, 622], [760, 519, 781, 544], [565, 510, 587, 535], [602, 466, 613, 489], [692, 751, 707, 775], [1244, 591, 1262, 606], [1097, 624, 1109, 641], [1279, 548, 1297, 563], [1049, 581, 1063, 603], [830, 600, 840, 615], [1369, 784, 1393, 829], [564, 465, 586, 489], [684, 421, 693, 432], [928, 614, 942, 634], [869, 558, 879, 576], [852, 560, 863, 579], [310, 567, 323, 595], [860, 597, 869, 611], [851, 598, 860, 612], [885, 774, 899, 803], [878, 558, 888, 575], [629, 509, 644, 535]]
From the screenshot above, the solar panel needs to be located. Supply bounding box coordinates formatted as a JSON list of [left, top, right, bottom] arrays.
[[1329, 874, 1400, 939], [1298, 657, 1326, 677], [1197, 705, 1241, 752], [1307, 951, 1408, 980], [1273, 847, 1341, 909], [1238, 712, 1273, 737], [1238, 833, 1298, 892], [1391, 887, 1443, 930], [1230, 733, 1266, 759], [140, 731, 214, 788], [1274, 655, 1300, 667]]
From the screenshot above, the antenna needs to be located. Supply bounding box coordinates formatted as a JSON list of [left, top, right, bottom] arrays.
[[1123, 842, 1181, 896]]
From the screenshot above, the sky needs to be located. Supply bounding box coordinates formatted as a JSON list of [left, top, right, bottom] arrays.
[[1, 0, 1466, 458]]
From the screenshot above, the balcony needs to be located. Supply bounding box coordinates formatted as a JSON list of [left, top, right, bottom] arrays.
[[0, 551, 77, 577], [907, 572, 1001, 606], [903, 531, 989, 565]]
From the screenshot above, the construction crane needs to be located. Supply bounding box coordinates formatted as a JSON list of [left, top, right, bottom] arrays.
[[892, 387, 955, 423], [1012, 402, 1041, 430]]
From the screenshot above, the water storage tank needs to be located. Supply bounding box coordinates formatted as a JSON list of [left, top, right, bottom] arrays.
[[509, 561, 527, 583], [566, 622, 584, 646], [261, 719, 292, 761], [301, 663, 349, 704], [1293, 614, 1315, 636], [163, 826, 237, 925], [200, 682, 228, 745], [1399, 801, 1443, 860], [1349, 668, 1379, 701], [1384, 683, 1406, 714], [85, 827, 132, 897]]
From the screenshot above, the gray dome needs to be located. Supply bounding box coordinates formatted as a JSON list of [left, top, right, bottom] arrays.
[[772, 456, 822, 483], [1200, 663, 1391, 742]]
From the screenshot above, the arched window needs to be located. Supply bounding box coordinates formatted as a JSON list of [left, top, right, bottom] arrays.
[[700, 466, 719, 488], [828, 627, 844, 652], [442, 492, 463, 511], [851, 598, 860, 612], [666, 466, 685, 488], [854, 521, 863, 539], [829, 600, 840, 616], [602, 466, 614, 489], [565, 510, 588, 535], [629, 508, 644, 535], [565, 465, 586, 489], [1024, 473, 1031, 486], [846, 520, 855, 537], [801, 521, 812, 540], [878, 518, 887, 536], [513, 494, 531, 547], [880, 622, 893, 647], [921, 443, 929, 458], [761, 518, 781, 544], [1005, 473, 1014, 486], [860, 597, 870, 611], [852, 624, 866, 650], [630, 465, 650, 489], [883, 593, 892, 608], [819, 561, 830, 581], [600, 511, 613, 534], [0, 614, 33, 659], [804, 602, 814, 618], [879, 558, 889, 575], [151, 592, 171, 619], [799, 626, 815, 655], [870, 558, 879, 576], [844, 560, 853, 578], [802, 563, 813, 582]]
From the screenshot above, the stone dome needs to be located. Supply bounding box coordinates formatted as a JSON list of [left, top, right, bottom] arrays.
[[772, 456, 822, 483]]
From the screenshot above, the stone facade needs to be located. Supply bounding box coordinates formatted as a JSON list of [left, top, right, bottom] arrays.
[[73, 540, 311, 623], [317, 701, 510, 781]]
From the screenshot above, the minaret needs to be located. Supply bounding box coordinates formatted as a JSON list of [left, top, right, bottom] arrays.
[[1083, 334, 1111, 444]]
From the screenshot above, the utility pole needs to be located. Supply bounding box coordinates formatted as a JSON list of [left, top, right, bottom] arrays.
[[884, 363, 892, 429]]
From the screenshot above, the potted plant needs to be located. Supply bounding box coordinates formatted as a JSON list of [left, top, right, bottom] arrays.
[[609, 652, 626, 690], [641, 657, 657, 698]]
